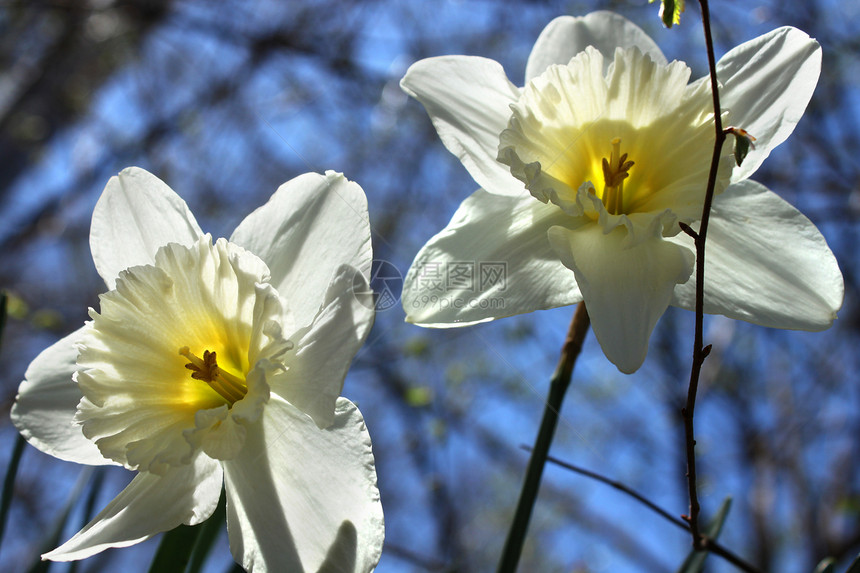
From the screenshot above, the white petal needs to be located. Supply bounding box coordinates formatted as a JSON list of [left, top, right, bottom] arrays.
[[90, 167, 203, 289], [230, 171, 372, 328], [76, 237, 283, 474], [44, 454, 222, 561], [273, 266, 374, 428], [525, 11, 667, 82], [671, 180, 843, 329], [402, 189, 581, 326], [548, 223, 694, 374], [10, 327, 113, 466], [716, 27, 821, 182], [223, 397, 383, 573], [400, 56, 524, 196]]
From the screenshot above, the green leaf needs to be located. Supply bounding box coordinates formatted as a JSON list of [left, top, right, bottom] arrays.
[[0, 292, 19, 552], [69, 469, 107, 573], [186, 490, 227, 573], [0, 291, 7, 349], [728, 127, 757, 167], [147, 523, 201, 573], [147, 488, 226, 573], [27, 468, 95, 573], [675, 496, 732, 573], [649, 0, 686, 28], [734, 135, 751, 167]]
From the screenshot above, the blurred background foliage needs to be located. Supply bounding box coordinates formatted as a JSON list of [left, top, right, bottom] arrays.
[[0, 0, 858, 571]]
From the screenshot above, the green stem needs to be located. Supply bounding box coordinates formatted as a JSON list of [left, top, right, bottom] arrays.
[[0, 435, 26, 551], [497, 303, 590, 573], [0, 291, 20, 553]]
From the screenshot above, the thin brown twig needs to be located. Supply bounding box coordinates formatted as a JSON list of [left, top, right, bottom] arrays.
[[683, 0, 728, 549], [533, 450, 762, 573]]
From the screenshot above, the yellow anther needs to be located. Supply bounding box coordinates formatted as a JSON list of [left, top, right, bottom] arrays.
[[179, 346, 247, 405], [601, 138, 634, 215]]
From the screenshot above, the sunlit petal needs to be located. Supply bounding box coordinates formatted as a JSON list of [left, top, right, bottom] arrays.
[[230, 171, 372, 328], [717, 26, 821, 182], [525, 11, 666, 81], [273, 265, 374, 428], [548, 222, 694, 373], [671, 180, 843, 329], [403, 188, 580, 326], [401, 55, 523, 196], [44, 453, 222, 562], [224, 397, 383, 573], [90, 167, 203, 289], [11, 327, 115, 466]]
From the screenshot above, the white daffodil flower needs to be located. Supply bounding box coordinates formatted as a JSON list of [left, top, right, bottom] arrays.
[[11, 167, 384, 572], [400, 11, 843, 373]]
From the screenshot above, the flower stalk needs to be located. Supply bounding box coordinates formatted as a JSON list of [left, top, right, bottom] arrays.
[[497, 302, 590, 573]]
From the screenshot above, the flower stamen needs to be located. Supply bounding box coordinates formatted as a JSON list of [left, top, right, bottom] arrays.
[[179, 346, 247, 405], [601, 138, 634, 215]]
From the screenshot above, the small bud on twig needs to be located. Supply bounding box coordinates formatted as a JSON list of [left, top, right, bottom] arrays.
[[649, 0, 686, 27], [725, 126, 757, 167]]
